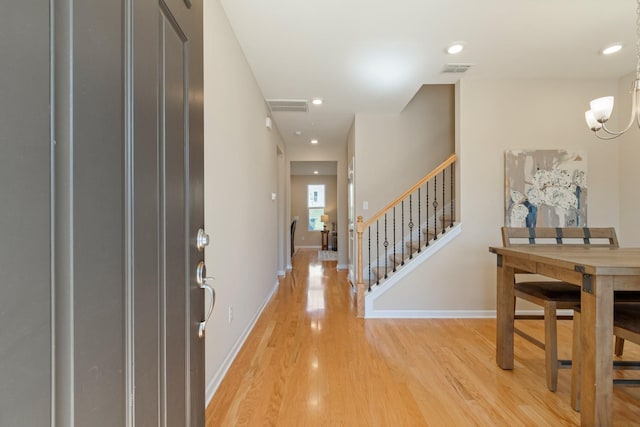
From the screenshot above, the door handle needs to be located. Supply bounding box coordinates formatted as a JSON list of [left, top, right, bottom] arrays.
[[196, 260, 215, 338]]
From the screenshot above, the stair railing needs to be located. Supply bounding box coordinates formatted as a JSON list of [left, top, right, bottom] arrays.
[[355, 154, 457, 317]]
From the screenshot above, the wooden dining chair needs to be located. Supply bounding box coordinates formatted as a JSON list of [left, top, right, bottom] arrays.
[[571, 302, 640, 411], [501, 227, 629, 392]]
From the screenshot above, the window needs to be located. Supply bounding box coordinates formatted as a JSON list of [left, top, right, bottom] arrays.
[[307, 184, 325, 231]]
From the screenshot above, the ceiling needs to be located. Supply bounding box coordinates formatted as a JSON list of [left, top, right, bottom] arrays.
[[220, 0, 636, 149]]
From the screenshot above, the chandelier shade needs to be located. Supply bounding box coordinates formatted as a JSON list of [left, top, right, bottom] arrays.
[[590, 96, 614, 123]]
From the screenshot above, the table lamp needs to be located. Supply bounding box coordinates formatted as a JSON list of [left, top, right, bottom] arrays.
[[320, 214, 329, 230]]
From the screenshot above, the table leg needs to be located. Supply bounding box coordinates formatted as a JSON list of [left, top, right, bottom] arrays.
[[496, 259, 515, 369], [580, 275, 614, 427]]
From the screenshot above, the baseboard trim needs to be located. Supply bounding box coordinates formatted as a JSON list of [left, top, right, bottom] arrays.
[[205, 279, 279, 406], [364, 308, 573, 319], [277, 270, 285, 277]]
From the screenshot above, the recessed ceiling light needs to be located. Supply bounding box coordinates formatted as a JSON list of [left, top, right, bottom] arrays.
[[311, 98, 323, 105], [310, 139, 318, 144], [447, 43, 465, 55], [313, 170, 319, 175], [295, 131, 302, 136], [602, 44, 623, 55]]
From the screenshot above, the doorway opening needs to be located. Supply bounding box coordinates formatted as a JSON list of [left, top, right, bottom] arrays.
[[290, 161, 338, 255]]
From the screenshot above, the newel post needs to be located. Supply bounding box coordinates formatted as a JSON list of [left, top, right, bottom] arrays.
[[356, 216, 365, 317]]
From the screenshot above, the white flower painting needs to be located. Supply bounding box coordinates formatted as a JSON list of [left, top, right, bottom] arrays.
[[505, 150, 587, 227]]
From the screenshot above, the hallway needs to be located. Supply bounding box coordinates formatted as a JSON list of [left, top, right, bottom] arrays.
[[206, 249, 640, 426]]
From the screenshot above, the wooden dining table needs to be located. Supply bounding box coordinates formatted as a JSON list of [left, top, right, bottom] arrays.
[[489, 245, 640, 427]]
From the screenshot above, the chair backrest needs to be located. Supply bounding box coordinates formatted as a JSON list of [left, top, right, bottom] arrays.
[[501, 227, 619, 248]]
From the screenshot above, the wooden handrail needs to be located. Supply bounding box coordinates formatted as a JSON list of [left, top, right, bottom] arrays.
[[362, 154, 457, 229]]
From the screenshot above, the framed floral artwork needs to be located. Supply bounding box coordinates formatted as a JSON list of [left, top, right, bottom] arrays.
[[505, 149, 587, 227]]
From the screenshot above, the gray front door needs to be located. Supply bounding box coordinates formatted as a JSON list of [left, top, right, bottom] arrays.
[[0, 0, 204, 425], [130, 0, 205, 425]]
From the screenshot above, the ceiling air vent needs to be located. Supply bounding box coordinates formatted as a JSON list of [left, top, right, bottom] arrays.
[[266, 99, 309, 112], [442, 63, 472, 73]]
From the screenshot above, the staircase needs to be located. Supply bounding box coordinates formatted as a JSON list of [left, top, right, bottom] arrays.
[[369, 224, 441, 282], [355, 154, 458, 317]]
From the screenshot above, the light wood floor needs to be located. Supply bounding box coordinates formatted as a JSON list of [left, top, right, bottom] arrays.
[[206, 249, 640, 426]]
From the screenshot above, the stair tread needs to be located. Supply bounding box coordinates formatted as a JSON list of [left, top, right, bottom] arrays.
[[440, 216, 454, 226], [368, 223, 457, 283], [390, 253, 405, 265], [406, 240, 430, 251], [369, 266, 394, 281]]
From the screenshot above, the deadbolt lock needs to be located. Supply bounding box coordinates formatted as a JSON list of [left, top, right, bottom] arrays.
[[196, 228, 210, 252]]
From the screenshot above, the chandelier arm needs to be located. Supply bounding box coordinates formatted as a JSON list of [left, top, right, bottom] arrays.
[[594, 130, 627, 140], [600, 84, 639, 136]]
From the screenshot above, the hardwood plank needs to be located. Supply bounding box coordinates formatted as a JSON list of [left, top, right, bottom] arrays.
[[206, 249, 640, 426]]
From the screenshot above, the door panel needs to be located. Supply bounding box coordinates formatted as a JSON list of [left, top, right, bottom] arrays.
[[0, 3, 51, 426], [161, 9, 188, 425], [72, 0, 125, 423], [131, 0, 162, 424]]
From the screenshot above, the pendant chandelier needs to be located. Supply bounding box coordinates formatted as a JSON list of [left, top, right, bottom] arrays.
[[585, 0, 640, 140]]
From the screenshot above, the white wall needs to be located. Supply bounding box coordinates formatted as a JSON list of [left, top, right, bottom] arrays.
[[372, 78, 622, 312], [354, 85, 455, 219], [203, 0, 286, 402], [617, 72, 640, 246]]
